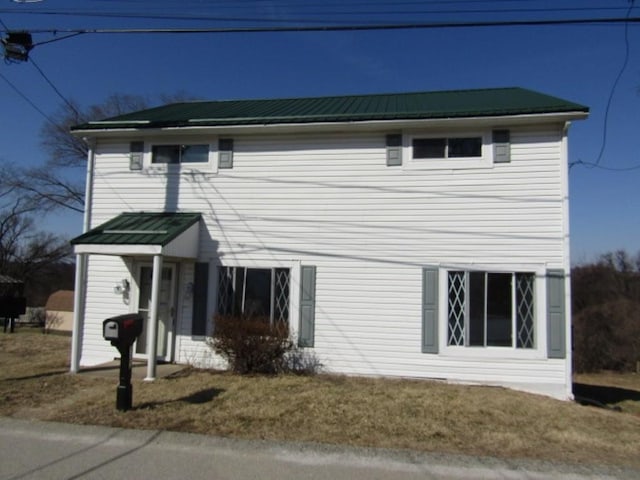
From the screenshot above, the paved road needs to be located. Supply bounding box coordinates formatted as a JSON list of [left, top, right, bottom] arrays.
[[0, 417, 635, 480]]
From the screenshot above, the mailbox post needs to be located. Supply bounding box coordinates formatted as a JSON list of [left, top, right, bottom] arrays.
[[102, 313, 143, 411]]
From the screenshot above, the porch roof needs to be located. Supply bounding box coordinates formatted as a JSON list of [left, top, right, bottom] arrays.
[[71, 212, 201, 258]]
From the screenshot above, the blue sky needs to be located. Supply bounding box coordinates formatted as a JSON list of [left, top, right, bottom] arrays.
[[0, 0, 639, 263]]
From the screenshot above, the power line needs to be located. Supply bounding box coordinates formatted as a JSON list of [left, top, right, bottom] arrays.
[[0, 70, 57, 126], [32, 32, 85, 48], [0, 6, 630, 22], [570, 160, 640, 172], [16, 16, 640, 36], [29, 56, 84, 121], [589, 1, 635, 169]]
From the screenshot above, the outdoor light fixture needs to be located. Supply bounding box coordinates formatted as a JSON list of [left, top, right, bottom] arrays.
[[113, 279, 130, 295], [1, 31, 33, 62]]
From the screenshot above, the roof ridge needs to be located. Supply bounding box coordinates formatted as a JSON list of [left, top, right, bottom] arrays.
[[185, 86, 525, 106]]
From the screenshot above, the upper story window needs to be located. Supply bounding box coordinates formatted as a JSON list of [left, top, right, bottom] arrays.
[[413, 137, 482, 159], [151, 144, 209, 164]]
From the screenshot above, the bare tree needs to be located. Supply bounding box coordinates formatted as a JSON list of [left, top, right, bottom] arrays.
[[1, 91, 199, 213], [0, 197, 71, 291]]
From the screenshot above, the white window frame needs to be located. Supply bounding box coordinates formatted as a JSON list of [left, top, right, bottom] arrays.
[[404, 130, 492, 170], [142, 139, 217, 172], [151, 144, 211, 165], [438, 264, 547, 360], [214, 261, 300, 333]]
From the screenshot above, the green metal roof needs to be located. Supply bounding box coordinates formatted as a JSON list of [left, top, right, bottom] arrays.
[[71, 212, 201, 246], [72, 87, 588, 131]]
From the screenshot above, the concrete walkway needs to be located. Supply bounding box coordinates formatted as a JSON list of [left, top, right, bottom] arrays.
[[0, 417, 636, 480]]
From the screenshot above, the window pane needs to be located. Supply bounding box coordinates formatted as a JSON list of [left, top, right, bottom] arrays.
[[244, 268, 272, 321], [181, 144, 209, 163], [152, 145, 180, 164], [448, 137, 482, 158], [233, 268, 245, 315], [486, 273, 512, 346], [413, 138, 446, 158], [447, 271, 466, 346], [516, 273, 535, 348], [274, 268, 290, 325], [468, 272, 485, 346], [217, 267, 234, 315]]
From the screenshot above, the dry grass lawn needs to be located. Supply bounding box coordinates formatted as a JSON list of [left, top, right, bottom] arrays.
[[2, 329, 640, 468]]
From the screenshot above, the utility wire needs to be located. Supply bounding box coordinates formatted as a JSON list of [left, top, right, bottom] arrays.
[[29, 56, 85, 122], [18, 16, 640, 36], [0, 71, 57, 126], [589, 0, 635, 169], [32, 32, 85, 47], [0, 6, 630, 22], [0, 16, 9, 33], [570, 160, 640, 172]]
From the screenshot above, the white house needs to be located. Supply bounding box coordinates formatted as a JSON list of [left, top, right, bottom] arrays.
[[69, 87, 588, 399]]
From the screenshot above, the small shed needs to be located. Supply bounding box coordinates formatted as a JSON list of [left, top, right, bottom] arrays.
[[45, 290, 74, 333]]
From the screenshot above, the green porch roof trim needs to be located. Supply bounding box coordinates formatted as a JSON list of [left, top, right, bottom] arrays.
[[72, 87, 588, 131], [71, 212, 201, 246]]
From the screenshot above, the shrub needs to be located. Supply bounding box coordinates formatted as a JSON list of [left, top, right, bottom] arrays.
[[284, 346, 323, 376], [207, 314, 323, 375], [573, 299, 640, 373], [207, 314, 294, 374], [572, 251, 640, 373]]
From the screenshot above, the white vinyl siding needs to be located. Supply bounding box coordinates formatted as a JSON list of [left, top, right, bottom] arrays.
[[80, 124, 571, 399]]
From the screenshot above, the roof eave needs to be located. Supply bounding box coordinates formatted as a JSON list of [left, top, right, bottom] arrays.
[[70, 110, 589, 139]]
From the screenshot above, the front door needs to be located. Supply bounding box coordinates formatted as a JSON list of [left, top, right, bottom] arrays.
[[135, 264, 176, 361]]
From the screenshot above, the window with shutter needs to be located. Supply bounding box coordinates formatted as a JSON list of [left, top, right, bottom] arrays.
[[445, 269, 536, 349]]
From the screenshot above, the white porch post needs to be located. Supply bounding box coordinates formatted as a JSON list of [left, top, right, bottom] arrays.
[[145, 254, 163, 381], [70, 139, 95, 374], [70, 253, 88, 373]]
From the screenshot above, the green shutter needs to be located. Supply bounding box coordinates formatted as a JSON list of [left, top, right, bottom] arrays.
[[546, 269, 566, 359], [298, 265, 316, 347], [493, 129, 510, 164], [386, 134, 402, 166], [218, 138, 234, 169], [192, 262, 209, 336], [422, 267, 439, 354]]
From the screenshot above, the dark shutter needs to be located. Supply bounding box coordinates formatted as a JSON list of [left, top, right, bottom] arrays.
[[546, 269, 566, 359], [130, 141, 144, 170], [422, 267, 439, 353], [298, 265, 316, 347], [218, 138, 234, 169], [386, 134, 402, 166], [493, 130, 511, 164], [192, 262, 209, 336]]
